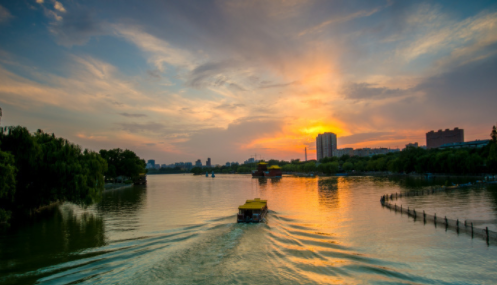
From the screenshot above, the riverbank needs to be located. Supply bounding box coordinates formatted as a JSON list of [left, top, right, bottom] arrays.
[[104, 183, 134, 191]]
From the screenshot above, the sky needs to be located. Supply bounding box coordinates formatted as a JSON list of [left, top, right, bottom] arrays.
[[0, 0, 496, 165]]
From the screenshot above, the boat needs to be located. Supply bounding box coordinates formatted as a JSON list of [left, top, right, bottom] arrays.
[[251, 162, 283, 178], [237, 198, 268, 223], [211, 171, 215, 178]]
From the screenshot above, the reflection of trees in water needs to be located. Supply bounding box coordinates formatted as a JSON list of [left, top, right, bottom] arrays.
[[317, 178, 339, 208], [97, 186, 147, 214], [487, 184, 497, 213], [384, 175, 479, 190], [0, 204, 105, 282]]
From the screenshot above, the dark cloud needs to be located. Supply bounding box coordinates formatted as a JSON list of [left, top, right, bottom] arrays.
[[143, 143, 156, 146], [118, 122, 165, 133], [338, 132, 397, 145], [343, 82, 409, 100], [177, 117, 283, 160], [259, 81, 296, 89], [335, 54, 497, 134], [228, 83, 246, 92], [146, 69, 161, 79], [214, 103, 245, 111], [49, 7, 105, 46], [185, 60, 238, 88], [119, 112, 148, 118]]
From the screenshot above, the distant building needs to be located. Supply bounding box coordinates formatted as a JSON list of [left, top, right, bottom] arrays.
[[185, 162, 193, 169], [406, 142, 419, 148], [334, 148, 354, 157], [231, 162, 239, 166], [195, 159, 202, 167], [161, 164, 166, 168], [154, 164, 160, 169], [316, 132, 337, 160], [0, 107, 2, 124], [206, 158, 211, 167], [147, 159, 155, 166], [305, 147, 307, 161], [244, 158, 255, 164], [426, 128, 464, 149], [225, 162, 231, 167], [439, 140, 489, 150]]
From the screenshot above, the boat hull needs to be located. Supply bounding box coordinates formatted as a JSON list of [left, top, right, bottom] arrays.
[[237, 208, 268, 223]]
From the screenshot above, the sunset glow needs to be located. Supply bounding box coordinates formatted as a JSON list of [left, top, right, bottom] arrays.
[[1, 0, 496, 163]]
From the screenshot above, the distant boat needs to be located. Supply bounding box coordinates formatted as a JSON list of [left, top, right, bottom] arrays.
[[211, 171, 215, 178], [206, 172, 208, 177], [252, 162, 282, 178]]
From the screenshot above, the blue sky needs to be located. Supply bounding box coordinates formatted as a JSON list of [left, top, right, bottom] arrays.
[[1, 0, 496, 164]]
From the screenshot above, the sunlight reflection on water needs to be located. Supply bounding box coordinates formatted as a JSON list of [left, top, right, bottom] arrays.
[[1, 175, 496, 284]]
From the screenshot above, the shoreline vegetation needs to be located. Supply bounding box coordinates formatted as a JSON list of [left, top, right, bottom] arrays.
[[0, 126, 146, 224]]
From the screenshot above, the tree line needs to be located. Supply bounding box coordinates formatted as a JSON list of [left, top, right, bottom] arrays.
[[0, 126, 145, 223], [195, 126, 497, 176]]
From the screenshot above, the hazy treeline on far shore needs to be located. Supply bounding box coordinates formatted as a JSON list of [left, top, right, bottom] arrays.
[[192, 126, 497, 176], [0, 126, 146, 224]]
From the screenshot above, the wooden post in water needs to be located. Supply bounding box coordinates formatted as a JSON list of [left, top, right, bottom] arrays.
[[486, 227, 490, 245], [434, 213, 437, 225], [456, 219, 459, 234], [445, 216, 448, 230], [423, 211, 426, 223], [471, 222, 474, 238], [414, 209, 416, 219]]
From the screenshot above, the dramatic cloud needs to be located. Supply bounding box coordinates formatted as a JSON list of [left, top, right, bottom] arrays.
[[49, 8, 105, 46], [0, 0, 496, 163]]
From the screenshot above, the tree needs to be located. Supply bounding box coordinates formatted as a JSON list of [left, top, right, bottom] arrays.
[[491, 125, 497, 144], [342, 161, 353, 171], [0, 150, 16, 223], [99, 148, 145, 182], [0, 126, 108, 221]]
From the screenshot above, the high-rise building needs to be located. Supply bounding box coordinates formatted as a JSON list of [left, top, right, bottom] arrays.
[[206, 158, 211, 167], [195, 159, 202, 167], [405, 142, 419, 148], [316, 132, 337, 160], [426, 128, 464, 149], [305, 147, 307, 161], [225, 162, 231, 167]]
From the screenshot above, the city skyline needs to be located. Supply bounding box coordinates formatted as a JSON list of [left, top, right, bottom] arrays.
[[1, 1, 496, 163]]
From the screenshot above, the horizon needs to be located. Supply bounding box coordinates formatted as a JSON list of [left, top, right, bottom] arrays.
[[1, 0, 496, 163]]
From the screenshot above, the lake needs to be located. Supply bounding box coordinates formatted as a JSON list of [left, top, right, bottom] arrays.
[[1, 174, 496, 284]]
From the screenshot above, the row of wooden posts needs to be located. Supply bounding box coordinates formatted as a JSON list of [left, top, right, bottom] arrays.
[[380, 195, 495, 245]]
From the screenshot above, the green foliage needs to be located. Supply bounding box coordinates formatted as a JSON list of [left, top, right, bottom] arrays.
[[317, 161, 339, 174], [99, 148, 145, 181], [491, 126, 497, 144], [342, 161, 353, 171], [0, 150, 16, 223], [488, 143, 497, 173], [190, 167, 203, 175], [0, 126, 108, 222]]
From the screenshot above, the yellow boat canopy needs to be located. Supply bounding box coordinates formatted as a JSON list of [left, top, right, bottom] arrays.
[[257, 162, 268, 165], [238, 198, 267, 210], [268, 165, 281, 169]]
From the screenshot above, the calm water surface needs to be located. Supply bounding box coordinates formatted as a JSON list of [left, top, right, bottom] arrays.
[[1, 175, 497, 284]]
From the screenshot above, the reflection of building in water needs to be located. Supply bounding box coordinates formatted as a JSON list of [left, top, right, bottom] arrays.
[[317, 178, 340, 209]]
